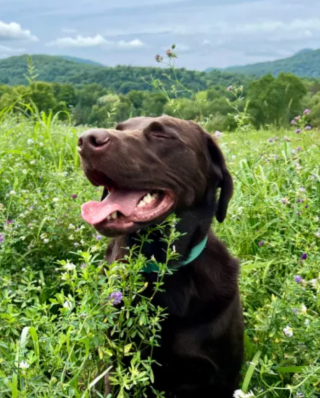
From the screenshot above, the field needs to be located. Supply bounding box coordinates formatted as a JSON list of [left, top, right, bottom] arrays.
[[0, 112, 320, 397]]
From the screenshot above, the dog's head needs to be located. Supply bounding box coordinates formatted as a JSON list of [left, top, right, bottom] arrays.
[[78, 116, 233, 236]]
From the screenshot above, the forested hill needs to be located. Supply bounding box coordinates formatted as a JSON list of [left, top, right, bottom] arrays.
[[209, 48, 320, 78], [0, 54, 249, 94]]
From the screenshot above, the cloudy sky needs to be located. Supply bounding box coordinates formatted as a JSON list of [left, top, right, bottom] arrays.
[[0, 0, 319, 70]]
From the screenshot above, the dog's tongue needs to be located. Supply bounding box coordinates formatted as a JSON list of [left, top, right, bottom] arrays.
[[81, 188, 148, 225]]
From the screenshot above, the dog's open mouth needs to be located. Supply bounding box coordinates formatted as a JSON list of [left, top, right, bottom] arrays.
[[81, 185, 175, 232]]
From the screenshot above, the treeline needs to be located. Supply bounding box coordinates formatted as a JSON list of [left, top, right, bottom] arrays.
[[1, 72, 320, 131]]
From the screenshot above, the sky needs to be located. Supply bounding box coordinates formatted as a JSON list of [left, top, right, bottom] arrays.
[[0, 0, 319, 70]]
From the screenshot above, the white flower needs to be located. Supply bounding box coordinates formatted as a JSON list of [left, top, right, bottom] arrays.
[[30, 160, 36, 165], [68, 223, 75, 230], [215, 130, 223, 138], [52, 198, 59, 202], [172, 245, 176, 253], [27, 139, 34, 145], [19, 361, 30, 369], [10, 190, 16, 195], [43, 239, 49, 244], [315, 232, 320, 238], [39, 142, 44, 147], [64, 262, 76, 271], [305, 319, 310, 326], [22, 169, 28, 174], [283, 326, 293, 337], [299, 187, 306, 192], [63, 300, 73, 310], [301, 304, 307, 314], [233, 390, 255, 398]]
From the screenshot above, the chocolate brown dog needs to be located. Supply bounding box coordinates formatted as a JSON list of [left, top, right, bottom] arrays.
[[78, 116, 244, 398]]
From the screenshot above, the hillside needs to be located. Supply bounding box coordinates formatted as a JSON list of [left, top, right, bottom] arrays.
[[0, 54, 249, 94], [211, 48, 320, 78], [59, 56, 104, 66]]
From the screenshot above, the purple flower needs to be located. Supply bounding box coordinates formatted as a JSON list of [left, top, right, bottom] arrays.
[[294, 275, 302, 283], [301, 253, 307, 260], [268, 138, 274, 143], [155, 54, 163, 63], [305, 126, 311, 131], [109, 291, 122, 305], [72, 194, 78, 199], [294, 116, 301, 120], [0, 233, 4, 244], [305, 204, 309, 209], [291, 120, 296, 125], [297, 146, 302, 152], [80, 263, 87, 269], [96, 235, 102, 241], [6, 220, 13, 224], [227, 85, 233, 91], [297, 198, 303, 203], [295, 129, 301, 134], [258, 241, 264, 247], [304, 109, 310, 115], [283, 326, 293, 337]]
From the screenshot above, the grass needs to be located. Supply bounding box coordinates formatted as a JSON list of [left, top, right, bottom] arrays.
[[0, 113, 320, 397]]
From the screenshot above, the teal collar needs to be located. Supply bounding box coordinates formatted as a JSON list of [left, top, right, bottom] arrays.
[[142, 236, 208, 274]]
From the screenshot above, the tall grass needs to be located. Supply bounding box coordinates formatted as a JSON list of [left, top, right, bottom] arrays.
[[0, 108, 320, 397]]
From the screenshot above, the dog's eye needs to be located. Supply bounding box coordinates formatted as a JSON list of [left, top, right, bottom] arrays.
[[151, 132, 172, 139]]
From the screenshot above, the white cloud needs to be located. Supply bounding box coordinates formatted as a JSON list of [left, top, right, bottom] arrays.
[[47, 34, 146, 49], [0, 45, 26, 53], [0, 20, 38, 41]]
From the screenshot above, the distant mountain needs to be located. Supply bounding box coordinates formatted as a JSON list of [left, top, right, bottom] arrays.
[[59, 56, 104, 66], [0, 54, 249, 93], [207, 48, 320, 78]]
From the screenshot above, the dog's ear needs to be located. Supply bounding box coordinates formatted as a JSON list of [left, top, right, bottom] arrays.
[[205, 134, 233, 223]]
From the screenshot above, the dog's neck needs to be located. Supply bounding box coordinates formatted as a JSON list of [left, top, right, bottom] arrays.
[[126, 194, 216, 265]]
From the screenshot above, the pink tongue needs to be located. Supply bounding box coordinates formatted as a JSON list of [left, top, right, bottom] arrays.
[[81, 188, 149, 225]]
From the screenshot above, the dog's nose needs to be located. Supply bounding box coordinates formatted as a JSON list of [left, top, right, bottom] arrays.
[[78, 129, 111, 153]]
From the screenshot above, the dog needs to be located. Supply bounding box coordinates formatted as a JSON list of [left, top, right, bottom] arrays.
[[78, 116, 244, 398]]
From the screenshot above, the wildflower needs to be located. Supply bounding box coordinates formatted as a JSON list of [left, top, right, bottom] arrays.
[[68, 223, 75, 230], [304, 109, 310, 115], [258, 241, 264, 247], [166, 49, 176, 58], [10, 190, 16, 195], [53, 198, 59, 202], [64, 262, 76, 271], [291, 120, 296, 125], [215, 131, 223, 138], [268, 138, 274, 143], [295, 162, 302, 170], [299, 187, 306, 192], [43, 239, 49, 244], [27, 139, 34, 144], [30, 160, 36, 165], [63, 300, 73, 310], [297, 198, 303, 203], [305, 204, 309, 209], [96, 235, 102, 241], [305, 126, 311, 131], [315, 231, 320, 238], [109, 291, 123, 305], [233, 390, 254, 398], [227, 85, 233, 91], [292, 308, 299, 315], [294, 115, 301, 120], [301, 304, 307, 314], [284, 136, 291, 142], [19, 361, 30, 369], [281, 197, 290, 205], [80, 263, 87, 269], [0, 234, 4, 244], [72, 194, 78, 199], [294, 275, 302, 283], [172, 245, 176, 252], [296, 211, 301, 216], [155, 54, 163, 63], [295, 129, 301, 134], [301, 253, 307, 260], [283, 326, 293, 337], [6, 219, 13, 224], [297, 146, 302, 151], [291, 149, 296, 154]]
